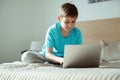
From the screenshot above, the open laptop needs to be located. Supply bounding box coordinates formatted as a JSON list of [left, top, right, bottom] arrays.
[[63, 45, 101, 68]]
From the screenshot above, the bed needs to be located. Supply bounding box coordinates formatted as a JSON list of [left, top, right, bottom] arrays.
[[0, 18, 120, 80]]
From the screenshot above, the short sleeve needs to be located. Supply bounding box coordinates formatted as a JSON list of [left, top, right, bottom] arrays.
[[76, 30, 82, 44], [74, 28, 82, 44], [45, 27, 55, 48]]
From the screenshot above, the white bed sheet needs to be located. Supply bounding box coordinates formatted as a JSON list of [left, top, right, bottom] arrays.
[[0, 61, 120, 80]]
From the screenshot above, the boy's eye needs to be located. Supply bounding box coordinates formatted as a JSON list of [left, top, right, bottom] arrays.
[[65, 22, 69, 23], [72, 22, 75, 23], [64, 21, 76, 23], [72, 21, 75, 23]]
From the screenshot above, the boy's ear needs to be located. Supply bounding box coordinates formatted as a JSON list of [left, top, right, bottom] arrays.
[[57, 16, 61, 22]]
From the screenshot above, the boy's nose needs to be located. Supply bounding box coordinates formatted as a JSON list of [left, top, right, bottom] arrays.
[[68, 23, 73, 28]]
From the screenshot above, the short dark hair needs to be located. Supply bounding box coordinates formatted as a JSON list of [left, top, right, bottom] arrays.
[[59, 3, 78, 18]]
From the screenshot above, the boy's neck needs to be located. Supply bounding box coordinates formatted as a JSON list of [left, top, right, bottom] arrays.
[[60, 27, 70, 37]]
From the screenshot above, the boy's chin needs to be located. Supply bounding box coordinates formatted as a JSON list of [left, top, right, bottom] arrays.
[[65, 29, 70, 32], [66, 29, 72, 32]]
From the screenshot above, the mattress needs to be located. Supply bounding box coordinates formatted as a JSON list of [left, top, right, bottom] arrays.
[[0, 61, 120, 80]]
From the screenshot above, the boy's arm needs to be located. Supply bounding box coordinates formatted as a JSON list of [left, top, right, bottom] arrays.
[[45, 47, 63, 64]]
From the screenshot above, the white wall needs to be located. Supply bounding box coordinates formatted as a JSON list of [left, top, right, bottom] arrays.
[[0, 0, 69, 63], [74, 0, 120, 21], [0, 0, 120, 63]]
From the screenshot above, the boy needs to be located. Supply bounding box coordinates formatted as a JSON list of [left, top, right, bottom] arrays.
[[21, 3, 82, 64]]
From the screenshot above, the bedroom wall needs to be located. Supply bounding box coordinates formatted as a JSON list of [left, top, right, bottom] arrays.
[[0, 0, 68, 63], [74, 0, 120, 21], [0, 0, 120, 63]]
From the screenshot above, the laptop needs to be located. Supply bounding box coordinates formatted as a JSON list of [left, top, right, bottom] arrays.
[[63, 45, 101, 68]]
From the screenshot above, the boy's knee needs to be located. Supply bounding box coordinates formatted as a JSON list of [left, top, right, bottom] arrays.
[[21, 51, 38, 63]]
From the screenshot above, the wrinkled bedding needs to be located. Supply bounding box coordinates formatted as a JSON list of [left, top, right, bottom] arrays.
[[0, 61, 120, 80]]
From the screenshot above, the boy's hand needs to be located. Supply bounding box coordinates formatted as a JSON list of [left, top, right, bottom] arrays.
[[58, 57, 64, 64]]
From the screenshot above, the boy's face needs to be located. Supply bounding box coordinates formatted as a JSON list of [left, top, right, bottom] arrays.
[[58, 16, 77, 33]]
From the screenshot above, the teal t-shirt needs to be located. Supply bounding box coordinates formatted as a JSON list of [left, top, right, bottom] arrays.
[[39, 22, 82, 57]]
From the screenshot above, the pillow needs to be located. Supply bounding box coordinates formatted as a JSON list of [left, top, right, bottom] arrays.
[[100, 40, 120, 62]]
